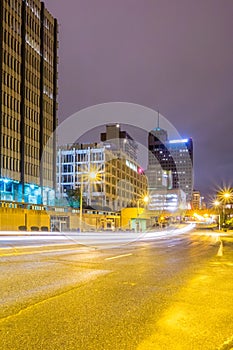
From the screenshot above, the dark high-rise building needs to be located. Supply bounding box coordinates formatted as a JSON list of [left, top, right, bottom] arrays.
[[148, 126, 193, 202], [167, 138, 193, 202], [0, 0, 58, 204], [148, 126, 179, 188]]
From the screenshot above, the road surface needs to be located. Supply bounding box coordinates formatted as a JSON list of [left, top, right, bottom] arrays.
[[0, 228, 233, 349]]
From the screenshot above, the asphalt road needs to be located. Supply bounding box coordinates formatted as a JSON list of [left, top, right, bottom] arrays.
[[0, 229, 233, 350]]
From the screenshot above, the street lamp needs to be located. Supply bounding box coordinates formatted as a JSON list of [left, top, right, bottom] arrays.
[[79, 171, 99, 232], [214, 189, 233, 230], [223, 192, 231, 199], [221, 191, 232, 229], [136, 195, 149, 232], [89, 171, 98, 180], [137, 195, 149, 214]]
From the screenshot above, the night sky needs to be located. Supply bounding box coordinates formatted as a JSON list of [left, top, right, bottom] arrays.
[[44, 0, 233, 201]]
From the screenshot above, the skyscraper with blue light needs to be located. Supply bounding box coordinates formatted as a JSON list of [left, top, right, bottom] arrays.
[[148, 126, 193, 203]]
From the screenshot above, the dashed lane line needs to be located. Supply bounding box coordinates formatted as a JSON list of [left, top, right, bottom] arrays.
[[105, 253, 133, 261]]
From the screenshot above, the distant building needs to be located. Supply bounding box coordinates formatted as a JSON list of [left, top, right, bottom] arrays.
[[192, 190, 201, 210], [57, 143, 147, 212], [101, 123, 138, 162], [0, 0, 58, 204], [145, 164, 172, 190], [148, 188, 186, 212]]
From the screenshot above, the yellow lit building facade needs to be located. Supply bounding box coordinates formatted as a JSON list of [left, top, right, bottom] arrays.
[[57, 143, 148, 212], [0, 0, 58, 204]]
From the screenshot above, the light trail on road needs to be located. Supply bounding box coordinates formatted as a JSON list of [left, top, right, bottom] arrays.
[[0, 224, 195, 250]]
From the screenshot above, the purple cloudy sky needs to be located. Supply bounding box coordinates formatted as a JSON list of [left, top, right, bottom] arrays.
[[44, 0, 233, 200]]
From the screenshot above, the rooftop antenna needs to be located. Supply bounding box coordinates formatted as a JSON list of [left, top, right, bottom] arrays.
[[157, 108, 160, 129]]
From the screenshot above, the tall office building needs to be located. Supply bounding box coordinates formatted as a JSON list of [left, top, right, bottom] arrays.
[[147, 125, 193, 203], [167, 138, 193, 202], [148, 127, 179, 188], [0, 0, 58, 204], [191, 190, 201, 210]]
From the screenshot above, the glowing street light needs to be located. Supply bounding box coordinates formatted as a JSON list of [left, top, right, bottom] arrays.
[[136, 195, 149, 232], [215, 188, 233, 230], [79, 171, 99, 232], [218, 189, 232, 203], [89, 171, 98, 180], [222, 191, 232, 228], [223, 192, 231, 200], [137, 195, 149, 212]]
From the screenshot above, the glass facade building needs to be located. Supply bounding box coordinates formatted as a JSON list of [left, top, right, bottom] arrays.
[[148, 127, 193, 203], [0, 0, 58, 204]]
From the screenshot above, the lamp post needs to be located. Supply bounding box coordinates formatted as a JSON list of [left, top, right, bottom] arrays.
[[222, 192, 231, 229], [79, 174, 84, 233], [79, 171, 98, 232], [213, 213, 221, 231], [137, 195, 149, 214], [136, 195, 149, 232]]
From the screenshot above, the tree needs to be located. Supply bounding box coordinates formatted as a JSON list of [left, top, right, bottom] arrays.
[[66, 187, 87, 208], [226, 217, 233, 229]]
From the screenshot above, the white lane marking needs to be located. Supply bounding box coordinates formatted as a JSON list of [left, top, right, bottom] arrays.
[[105, 253, 133, 261]]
